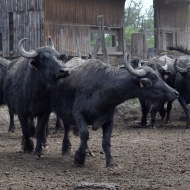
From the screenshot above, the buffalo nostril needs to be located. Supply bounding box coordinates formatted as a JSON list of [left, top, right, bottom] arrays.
[[60, 68, 69, 73], [175, 91, 179, 97]]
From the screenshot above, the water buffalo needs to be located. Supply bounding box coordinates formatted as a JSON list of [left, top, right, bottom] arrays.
[[120, 56, 176, 128], [0, 57, 10, 106], [139, 56, 176, 128], [4, 37, 70, 155], [50, 53, 178, 167], [168, 46, 190, 127]]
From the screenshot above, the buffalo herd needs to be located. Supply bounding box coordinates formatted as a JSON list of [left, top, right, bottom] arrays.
[[1, 38, 190, 167]]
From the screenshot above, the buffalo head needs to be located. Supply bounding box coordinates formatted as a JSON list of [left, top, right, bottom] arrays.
[[123, 53, 178, 101], [174, 57, 190, 74], [18, 37, 70, 84]]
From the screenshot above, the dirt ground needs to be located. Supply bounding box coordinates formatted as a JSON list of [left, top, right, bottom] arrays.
[[0, 99, 190, 190]]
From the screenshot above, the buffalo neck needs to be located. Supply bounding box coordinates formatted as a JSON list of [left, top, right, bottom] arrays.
[[91, 69, 140, 110]]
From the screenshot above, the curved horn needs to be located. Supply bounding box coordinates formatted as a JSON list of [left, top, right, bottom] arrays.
[[18, 38, 38, 58], [123, 53, 147, 77], [162, 59, 168, 70], [48, 36, 55, 49], [174, 59, 188, 73], [138, 60, 142, 68]]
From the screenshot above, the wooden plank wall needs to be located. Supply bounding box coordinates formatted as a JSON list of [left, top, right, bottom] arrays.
[[43, 0, 125, 56], [44, 22, 91, 56], [44, 0, 125, 26], [154, 1, 190, 50], [0, 0, 125, 57], [0, 0, 44, 57]]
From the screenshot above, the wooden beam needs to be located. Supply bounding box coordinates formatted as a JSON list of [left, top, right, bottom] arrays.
[[97, 15, 110, 65]]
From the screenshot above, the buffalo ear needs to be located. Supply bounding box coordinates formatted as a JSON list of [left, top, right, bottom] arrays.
[[139, 78, 152, 88], [29, 60, 38, 70], [59, 54, 68, 63], [162, 71, 172, 80]]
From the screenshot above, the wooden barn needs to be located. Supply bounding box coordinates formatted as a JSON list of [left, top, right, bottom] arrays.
[[154, 0, 190, 51], [0, 0, 126, 61]]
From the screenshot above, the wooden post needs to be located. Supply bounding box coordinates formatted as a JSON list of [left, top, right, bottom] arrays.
[[75, 38, 81, 58], [131, 32, 148, 60], [91, 38, 101, 59], [97, 15, 110, 65], [60, 28, 64, 54]]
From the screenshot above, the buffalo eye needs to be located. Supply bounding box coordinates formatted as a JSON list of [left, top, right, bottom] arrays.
[[150, 74, 157, 82], [39, 54, 48, 61], [59, 54, 68, 62]]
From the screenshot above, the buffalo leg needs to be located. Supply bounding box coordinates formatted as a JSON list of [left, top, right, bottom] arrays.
[[150, 102, 159, 128], [74, 113, 89, 166], [18, 114, 34, 153], [102, 118, 117, 167], [164, 101, 172, 126], [8, 109, 15, 133], [139, 99, 150, 127], [34, 113, 50, 158], [72, 125, 79, 136], [159, 101, 166, 120], [62, 121, 71, 155], [55, 115, 63, 132], [178, 96, 190, 128], [29, 116, 35, 137]]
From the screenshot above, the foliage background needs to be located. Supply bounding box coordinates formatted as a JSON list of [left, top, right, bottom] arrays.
[[125, 0, 154, 48]]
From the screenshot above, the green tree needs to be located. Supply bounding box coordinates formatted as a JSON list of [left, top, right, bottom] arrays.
[[125, 0, 154, 48]]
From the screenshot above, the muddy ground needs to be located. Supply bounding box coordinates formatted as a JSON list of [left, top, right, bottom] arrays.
[[0, 99, 190, 190]]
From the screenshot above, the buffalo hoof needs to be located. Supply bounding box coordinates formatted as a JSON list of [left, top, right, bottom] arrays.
[[74, 150, 86, 167], [151, 125, 157, 129], [42, 139, 47, 148], [62, 148, 71, 156], [141, 125, 147, 128], [186, 123, 190, 128], [42, 142, 47, 149], [22, 139, 34, 153], [34, 153, 45, 160], [8, 127, 15, 133], [86, 149, 95, 157], [106, 159, 118, 168], [164, 123, 170, 127], [62, 141, 71, 155]]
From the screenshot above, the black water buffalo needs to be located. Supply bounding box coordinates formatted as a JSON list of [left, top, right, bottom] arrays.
[[0, 57, 10, 105], [168, 46, 190, 127], [0, 57, 44, 134], [50, 53, 178, 167], [4, 37, 70, 155], [120, 56, 176, 128], [45, 57, 86, 134], [139, 55, 176, 128]]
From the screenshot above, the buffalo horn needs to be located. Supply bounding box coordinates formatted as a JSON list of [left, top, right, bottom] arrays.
[[123, 53, 147, 77], [162, 59, 168, 70], [48, 36, 55, 49], [18, 38, 38, 58], [174, 59, 188, 73]]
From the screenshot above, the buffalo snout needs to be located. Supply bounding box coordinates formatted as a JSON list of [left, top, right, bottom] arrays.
[[169, 90, 179, 101], [175, 91, 179, 98], [56, 67, 70, 79]]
